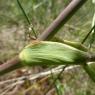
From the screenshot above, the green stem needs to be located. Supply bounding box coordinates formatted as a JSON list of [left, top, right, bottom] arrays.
[[17, 0, 30, 24], [81, 22, 95, 44], [17, 0, 37, 38]]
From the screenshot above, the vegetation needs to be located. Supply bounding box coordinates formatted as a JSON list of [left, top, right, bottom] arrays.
[[0, 0, 95, 95]]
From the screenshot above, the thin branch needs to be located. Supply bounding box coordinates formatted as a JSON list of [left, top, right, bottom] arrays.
[[0, 64, 86, 95], [0, 56, 22, 75], [0, 66, 63, 85], [38, 0, 87, 40]]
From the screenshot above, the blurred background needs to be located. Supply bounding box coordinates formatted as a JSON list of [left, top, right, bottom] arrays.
[[0, 0, 95, 95]]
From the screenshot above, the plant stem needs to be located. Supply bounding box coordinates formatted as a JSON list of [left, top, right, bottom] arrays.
[[17, 0, 37, 38], [38, 0, 87, 40], [0, 56, 22, 75], [81, 24, 95, 44]]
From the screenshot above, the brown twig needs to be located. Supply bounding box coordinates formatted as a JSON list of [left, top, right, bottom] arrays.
[[38, 0, 87, 40], [0, 0, 87, 75], [0, 56, 22, 75]]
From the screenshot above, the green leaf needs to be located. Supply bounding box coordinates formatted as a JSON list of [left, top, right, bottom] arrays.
[[52, 36, 88, 52], [55, 79, 64, 95], [83, 62, 95, 82], [19, 41, 89, 66]]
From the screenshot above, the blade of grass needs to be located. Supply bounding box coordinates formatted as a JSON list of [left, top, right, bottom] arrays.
[[89, 28, 95, 48], [89, 4, 95, 48], [81, 24, 95, 44], [81, 1, 95, 44], [44, 66, 67, 95], [17, 0, 37, 38], [50, 69, 65, 95], [33, 0, 50, 10]]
